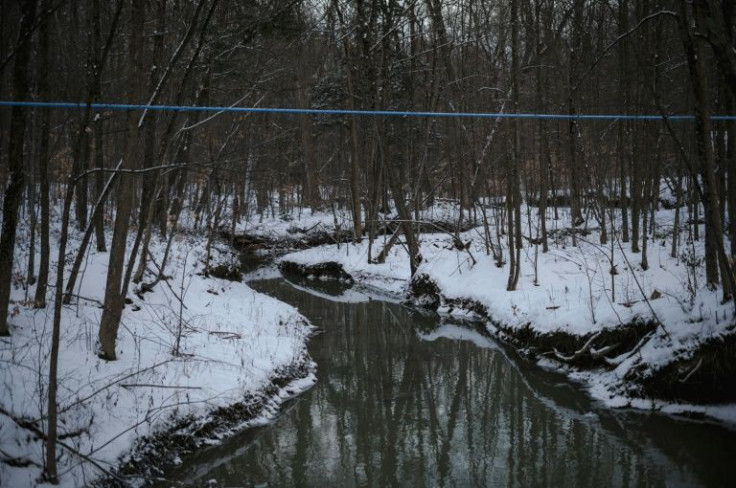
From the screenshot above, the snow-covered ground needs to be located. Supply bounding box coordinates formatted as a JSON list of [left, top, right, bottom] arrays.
[[0, 221, 315, 486], [278, 203, 736, 426], [224, 197, 465, 246], [3, 196, 735, 485]]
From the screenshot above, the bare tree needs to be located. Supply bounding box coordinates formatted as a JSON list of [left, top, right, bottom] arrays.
[[0, 0, 36, 336], [98, 0, 144, 360]]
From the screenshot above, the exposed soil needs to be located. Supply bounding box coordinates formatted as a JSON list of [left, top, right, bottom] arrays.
[[222, 229, 352, 253], [637, 333, 736, 403], [278, 260, 354, 283], [409, 273, 656, 364], [407, 273, 736, 404], [204, 262, 242, 282]]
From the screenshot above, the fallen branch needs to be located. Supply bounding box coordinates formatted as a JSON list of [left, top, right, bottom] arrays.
[[615, 233, 671, 339], [679, 357, 703, 383], [0, 406, 45, 440], [552, 331, 602, 362], [0, 406, 122, 482], [605, 331, 655, 367], [0, 448, 42, 468], [591, 343, 619, 359], [0, 406, 88, 441], [121, 383, 201, 390], [63, 294, 104, 307], [208, 330, 242, 340], [371, 218, 477, 266]]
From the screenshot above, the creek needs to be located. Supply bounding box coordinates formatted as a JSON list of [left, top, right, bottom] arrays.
[[161, 271, 736, 487]]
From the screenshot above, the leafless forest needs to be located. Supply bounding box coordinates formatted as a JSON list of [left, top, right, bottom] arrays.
[[2, 0, 736, 482], [2, 0, 736, 350]]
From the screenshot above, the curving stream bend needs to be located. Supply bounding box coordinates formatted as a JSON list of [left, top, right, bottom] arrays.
[[160, 273, 736, 487]]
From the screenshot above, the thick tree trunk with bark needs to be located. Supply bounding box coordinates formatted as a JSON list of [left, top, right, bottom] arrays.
[[677, 0, 733, 300], [0, 0, 36, 336], [98, 0, 144, 360]]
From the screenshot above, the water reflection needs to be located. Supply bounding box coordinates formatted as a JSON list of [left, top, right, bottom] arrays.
[[161, 278, 736, 487]]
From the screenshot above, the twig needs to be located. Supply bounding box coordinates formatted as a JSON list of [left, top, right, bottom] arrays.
[[51, 359, 176, 420], [0, 448, 43, 468], [54, 437, 123, 483], [615, 234, 671, 339], [679, 357, 703, 383], [63, 294, 104, 307], [121, 383, 201, 390], [571, 10, 677, 97], [0, 406, 123, 482]]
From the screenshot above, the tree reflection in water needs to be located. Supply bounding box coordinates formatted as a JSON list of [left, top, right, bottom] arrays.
[[160, 278, 736, 487]]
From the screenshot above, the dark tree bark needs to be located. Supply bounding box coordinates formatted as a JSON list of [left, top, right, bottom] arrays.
[[567, 0, 585, 233], [618, 0, 630, 244], [33, 0, 51, 308], [535, 0, 549, 254], [91, 0, 111, 253], [677, 0, 733, 300], [98, 0, 144, 360], [0, 0, 36, 336], [507, 0, 521, 291], [62, 0, 125, 304], [696, 0, 736, 103]]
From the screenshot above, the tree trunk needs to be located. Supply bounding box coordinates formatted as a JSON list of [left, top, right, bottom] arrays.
[[345, 63, 363, 242], [535, 0, 549, 253], [677, 0, 733, 300], [567, 0, 585, 232], [630, 134, 641, 253], [63, 166, 119, 303], [45, 178, 75, 485], [0, 0, 36, 336], [34, 0, 51, 308], [671, 173, 683, 259], [93, 116, 107, 252], [618, 0, 630, 244], [507, 0, 521, 291], [98, 0, 144, 360], [297, 76, 319, 210], [26, 166, 36, 287]]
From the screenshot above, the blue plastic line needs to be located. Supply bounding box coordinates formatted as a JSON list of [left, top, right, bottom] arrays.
[[1, 100, 735, 121]]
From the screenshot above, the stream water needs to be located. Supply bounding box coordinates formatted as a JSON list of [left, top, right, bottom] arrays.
[[162, 273, 736, 487]]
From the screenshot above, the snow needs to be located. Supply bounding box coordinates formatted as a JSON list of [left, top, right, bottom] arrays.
[[280, 239, 411, 296], [0, 221, 315, 486], [3, 195, 736, 485], [283, 278, 402, 305], [419, 323, 499, 350], [278, 203, 736, 427]]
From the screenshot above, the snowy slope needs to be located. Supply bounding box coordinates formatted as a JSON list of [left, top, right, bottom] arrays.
[[0, 223, 315, 486]]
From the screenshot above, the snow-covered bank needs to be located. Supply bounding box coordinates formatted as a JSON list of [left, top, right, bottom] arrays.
[[221, 198, 469, 253], [278, 207, 736, 426], [0, 224, 315, 486]]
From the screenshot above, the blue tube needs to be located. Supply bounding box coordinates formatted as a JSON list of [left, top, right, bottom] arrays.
[[1, 100, 735, 121]]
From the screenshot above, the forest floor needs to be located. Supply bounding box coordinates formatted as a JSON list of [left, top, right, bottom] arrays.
[[270, 200, 736, 425], [0, 217, 315, 487]]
